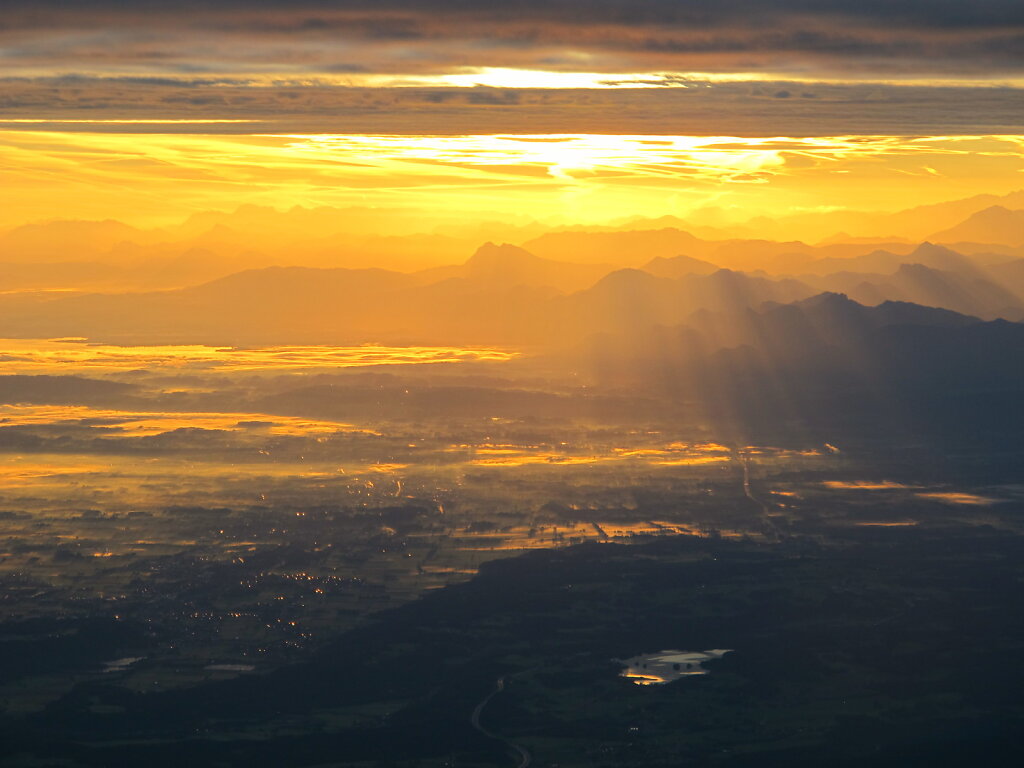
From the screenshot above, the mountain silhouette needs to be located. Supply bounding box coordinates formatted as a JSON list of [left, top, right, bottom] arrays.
[[415, 242, 610, 291], [640, 254, 720, 278], [930, 206, 1024, 246]]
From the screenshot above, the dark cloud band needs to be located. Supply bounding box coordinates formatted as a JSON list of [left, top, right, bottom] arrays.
[[1, 2, 1023, 79], [2, 78, 1020, 137]]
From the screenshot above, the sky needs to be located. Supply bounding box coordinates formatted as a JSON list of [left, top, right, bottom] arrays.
[[1, 1, 1022, 228]]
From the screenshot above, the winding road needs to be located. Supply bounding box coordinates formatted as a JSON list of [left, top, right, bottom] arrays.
[[467, 457, 772, 767], [738, 451, 781, 541], [470, 676, 531, 768]]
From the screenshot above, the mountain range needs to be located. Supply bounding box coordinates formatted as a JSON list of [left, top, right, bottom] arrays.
[[1, 237, 1023, 343]]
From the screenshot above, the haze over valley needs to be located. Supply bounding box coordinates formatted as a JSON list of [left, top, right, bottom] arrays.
[[2, 2, 1024, 766]]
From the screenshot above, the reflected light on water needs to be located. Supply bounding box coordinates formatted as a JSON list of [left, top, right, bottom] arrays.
[[916, 492, 999, 506], [0, 339, 518, 375], [822, 481, 914, 490], [620, 649, 733, 685], [0, 404, 375, 436], [469, 441, 732, 468]]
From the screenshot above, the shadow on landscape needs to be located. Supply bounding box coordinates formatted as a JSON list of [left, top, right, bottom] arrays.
[[4, 524, 1024, 767]]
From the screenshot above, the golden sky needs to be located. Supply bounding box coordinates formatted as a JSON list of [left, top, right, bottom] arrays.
[[2, 131, 1023, 228], [1, 2, 1022, 230]]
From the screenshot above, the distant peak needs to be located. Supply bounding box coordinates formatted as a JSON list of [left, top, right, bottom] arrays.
[[796, 291, 860, 309], [910, 241, 964, 258], [466, 242, 539, 265], [809, 290, 850, 301], [594, 268, 659, 287]]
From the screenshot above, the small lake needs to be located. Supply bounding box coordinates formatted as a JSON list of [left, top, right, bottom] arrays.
[[619, 649, 732, 685]]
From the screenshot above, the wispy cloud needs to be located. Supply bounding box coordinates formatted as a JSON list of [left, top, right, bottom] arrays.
[[1, 78, 1021, 137], [2, 2, 1023, 81], [1, 130, 1021, 226]]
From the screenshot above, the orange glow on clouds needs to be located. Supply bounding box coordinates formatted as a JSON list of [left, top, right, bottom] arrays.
[[2, 131, 1023, 227]]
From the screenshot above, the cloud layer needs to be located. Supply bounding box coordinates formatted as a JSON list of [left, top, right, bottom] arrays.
[[1, 2, 1020, 136], [3, 1, 1023, 79], [1, 79, 1021, 137]]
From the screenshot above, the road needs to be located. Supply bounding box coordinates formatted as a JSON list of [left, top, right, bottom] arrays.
[[737, 451, 781, 541], [470, 676, 531, 768]]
